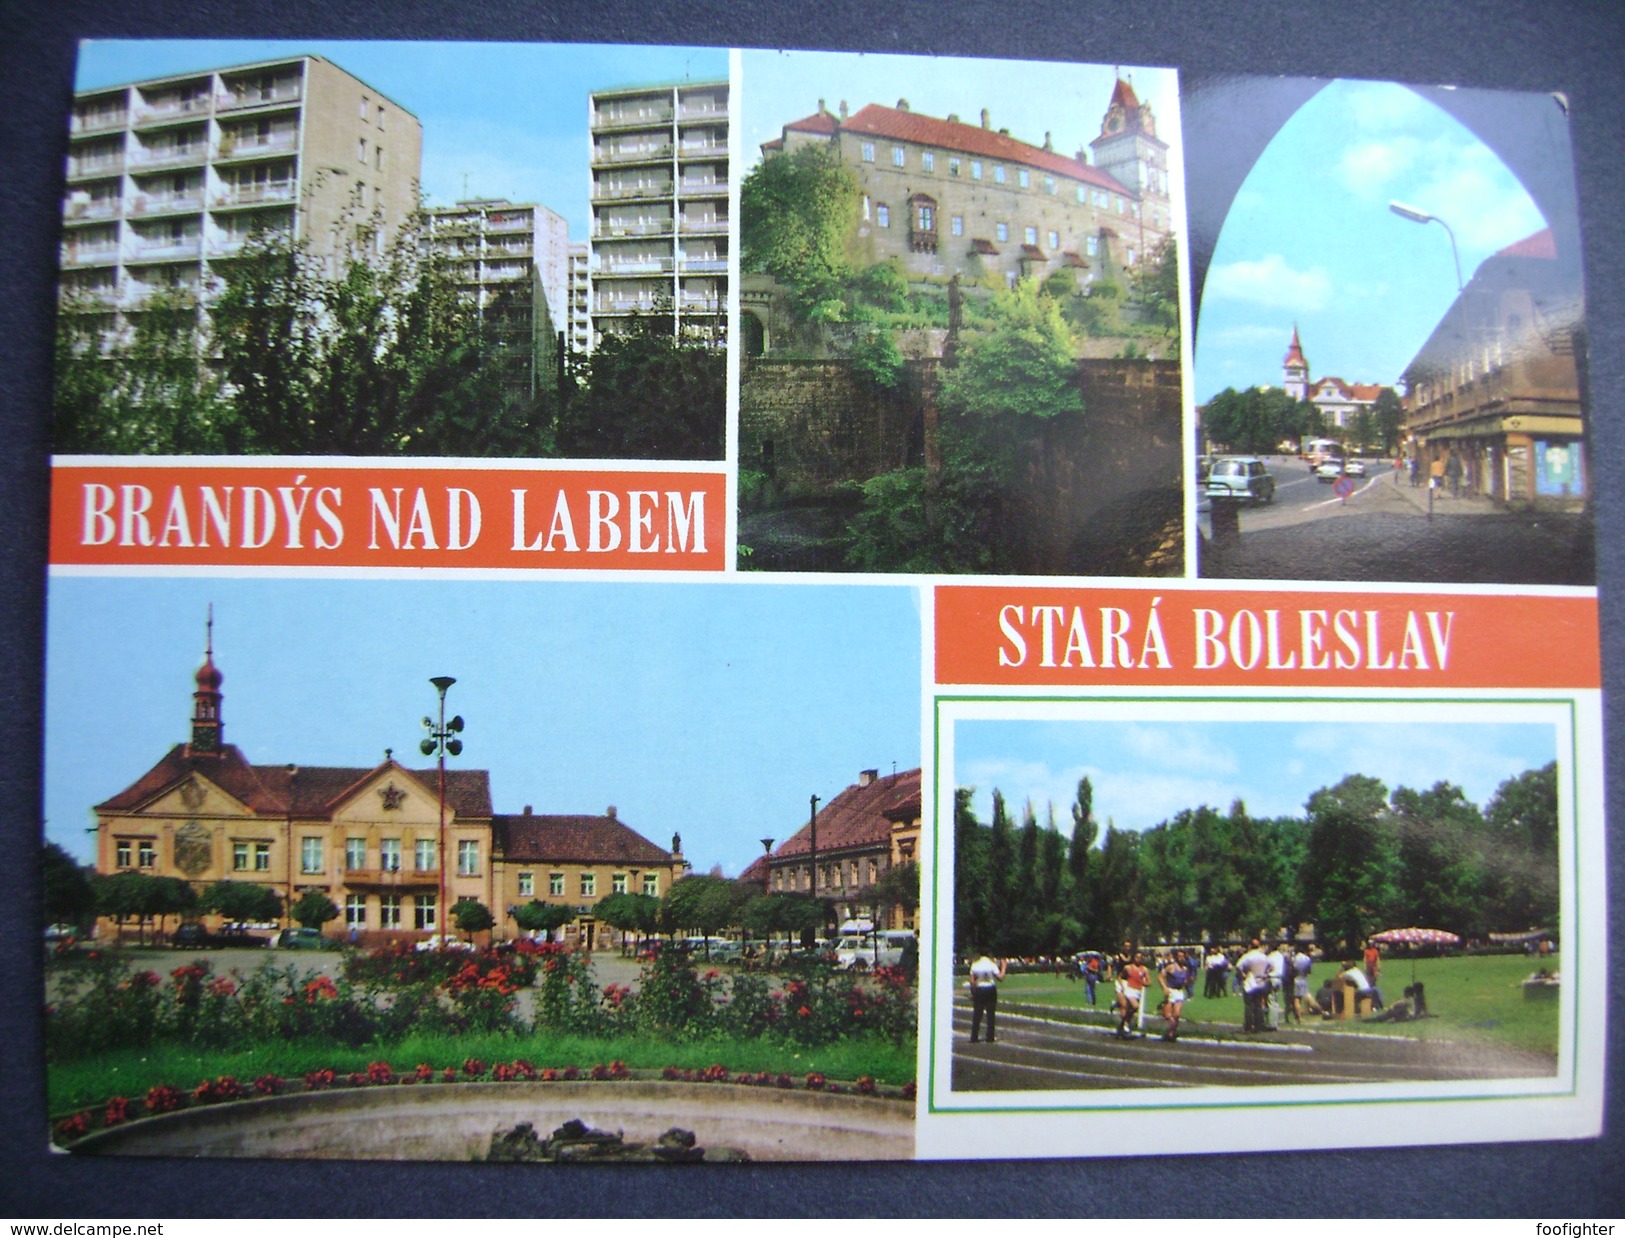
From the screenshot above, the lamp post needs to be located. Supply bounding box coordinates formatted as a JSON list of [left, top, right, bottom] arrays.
[[759, 837, 774, 894], [1388, 200, 1464, 291], [808, 794, 820, 935], [420, 676, 464, 949]]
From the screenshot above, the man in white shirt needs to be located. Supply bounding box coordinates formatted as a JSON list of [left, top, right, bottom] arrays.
[[1267, 941, 1291, 1029], [968, 951, 1007, 1043], [1236, 937, 1271, 1033]]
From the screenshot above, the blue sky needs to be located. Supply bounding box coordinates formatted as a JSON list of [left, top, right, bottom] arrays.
[[1194, 79, 1547, 403], [741, 49, 1177, 178], [44, 577, 920, 876], [75, 40, 728, 238], [956, 719, 1555, 834]]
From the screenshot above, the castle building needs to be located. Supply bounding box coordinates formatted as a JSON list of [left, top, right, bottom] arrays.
[[90, 625, 686, 948], [60, 56, 423, 340], [761, 76, 1170, 288], [588, 79, 729, 348], [766, 768, 921, 929], [424, 199, 571, 396], [1400, 228, 1587, 504]]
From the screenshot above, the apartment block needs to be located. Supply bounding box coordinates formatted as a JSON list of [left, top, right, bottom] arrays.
[[425, 199, 571, 395], [60, 56, 422, 325], [588, 79, 729, 348], [567, 242, 591, 358]]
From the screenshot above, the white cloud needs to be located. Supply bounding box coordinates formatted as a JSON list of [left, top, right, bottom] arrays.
[[1344, 81, 1426, 131], [1205, 323, 1287, 348], [1408, 144, 1547, 251], [1338, 137, 1421, 194], [1206, 254, 1333, 311]]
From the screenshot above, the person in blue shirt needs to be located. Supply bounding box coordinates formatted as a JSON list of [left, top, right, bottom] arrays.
[[1158, 950, 1192, 1042]]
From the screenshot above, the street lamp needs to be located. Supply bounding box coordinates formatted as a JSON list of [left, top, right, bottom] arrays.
[[420, 676, 464, 949], [759, 837, 775, 894], [1388, 200, 1464, 291]]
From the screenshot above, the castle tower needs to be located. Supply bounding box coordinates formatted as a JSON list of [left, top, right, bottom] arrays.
[[1282, 325, 1310, 401], [188, 606, 224, 756], [1089, 75, 1172, 241]]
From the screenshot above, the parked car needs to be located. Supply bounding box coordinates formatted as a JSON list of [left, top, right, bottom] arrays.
[[1205, 456, 1276, 504], [1315, 458, 1346, 482], [1343, 458, 1367, 477], [413, 934, 475, 952], [835, 930, 918, 970], [171, 921, 209, 949], [44, 923, 78, 941], [276, 927, 327, 950]]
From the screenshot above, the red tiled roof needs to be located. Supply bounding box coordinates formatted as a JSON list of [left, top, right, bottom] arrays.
[[773, 769, 922, 859], [95, 746, 493, 819], [969, 238, 999, 255], [1021, 243, 1046, 259], [737, 854, 771, 885], [1498, 228, 1556, 260], [1283, 325, 1308, 368], [780, 102, 1129, 195], [1109, 78, 1142, 112], [494, 812, 675, 866]]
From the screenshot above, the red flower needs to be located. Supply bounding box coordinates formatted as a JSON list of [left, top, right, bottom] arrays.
[[804, 1072, 826, 1091], [856, 1076, 877, 1095], [104, 1096, 130, 1126], [55, 1112, 90, 1139], [442, 1066, 457, 1082], [462, 1058, 486, 1077], [901, 1082, 917, 1101], [365, 1061, 395, 1085], [304, 1069, 336, 1090], [797, 1005, 811, 1018], [144, 1084, 184, 1114], [253, 1075, 285, 1096]]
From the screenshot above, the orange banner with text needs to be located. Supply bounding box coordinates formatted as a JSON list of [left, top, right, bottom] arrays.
[[935, 585, 1599, 690], [49, 463, 726, 572]]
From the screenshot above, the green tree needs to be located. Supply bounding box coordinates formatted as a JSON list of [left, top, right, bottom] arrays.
[[1202, 385, 1312, 455], [661, 875, 749, 956], [557, 320, 725, 459], [1373, 388, 1406, 454], [43, 842, 96, 929], [872, 861, 920, 924], [592, 891, 662, 953], [198, 880, 282, 925], [739, 144, 860, 319], [1483, 761, 1560, 930], [1299, 775, 1400, 952], [1130, 236, 1182, 345], [290, 889, 340, 932], [1387, 781, 1489, 935], [511, 899, 574, 941], [451, 897, 496, 940], [1067, 778, 1097, 937], [985, 791, 1017, 953], [953, 788, 990, 954], [1090, 823, 1142, 947]]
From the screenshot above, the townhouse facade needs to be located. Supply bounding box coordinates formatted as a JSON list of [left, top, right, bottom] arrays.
[[588, 79, 730, 347], [762, 76, 1170, 289], [91, 631, 686, 948], [61, 56, 423, 337]]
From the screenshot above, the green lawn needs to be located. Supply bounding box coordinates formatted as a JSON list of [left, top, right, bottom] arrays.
[[994, 954, 1559, 1058], [47, 1031, 917, 1115]]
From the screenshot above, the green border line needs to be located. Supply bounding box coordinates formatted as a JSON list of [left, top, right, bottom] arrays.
[[926, 692, 1584, 1117]]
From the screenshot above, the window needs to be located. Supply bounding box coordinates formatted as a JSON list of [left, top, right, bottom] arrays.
[[346, 837, 365, 870], [860, 141, 875, 162], [1044, 176, 1056, 194], [233, 842, 250, 871], [377, 104, 386, 130], [1025, 225, 1038, 245], [970, 160, 982, 180], [457, 839, 479, 877], [379, 894, 401, 929], [549, 872, 564, 896], [916, 203, 933, 231], [518, 872, 534, 897], [922, 151, 934, 172], [300, 837, 323, 875], [374, 146, 383, 172], [1048, 229, 1060, 250], [995, 222, 1009, 242], [415, 839, 435, 872], [876, 204, 889, 228], [1018, 168, 1029, 188], [1077, 186, 1087, 203], [1126, 247, 1136, 266], [1086, 235, 1099, 257], [613, 873, 628, 894], [861, 194, 870, 221], [138, 841, 156, 869], [891, 146, 905, 167], [380, 838, 401, 872], [345, 894, 366, 928], [993, 164, 1005, 184], [415, 896, 436, 931], [580, 872, 597, 897], [951, 214, 964, 236], [642, 873, 660, 897], [116, 840, 132, 868], [254, 842, 270, 872], [360, 95, 369, 120], [948, 157, 960, 177]]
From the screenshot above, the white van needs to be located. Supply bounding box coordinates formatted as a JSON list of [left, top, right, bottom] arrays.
[[835, 929, 917, 970]]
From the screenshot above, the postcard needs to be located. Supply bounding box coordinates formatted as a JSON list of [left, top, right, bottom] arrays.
[[38, 38, 1602, 1164]]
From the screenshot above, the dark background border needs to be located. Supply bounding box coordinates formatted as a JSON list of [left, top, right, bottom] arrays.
[[2, 0, 1620, 1217]]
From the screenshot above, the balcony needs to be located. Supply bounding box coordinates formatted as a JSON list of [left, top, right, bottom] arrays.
[[592, 143, 674, 167], [592, 109, 673, 133], [343, 866, 440, 891], [215, 135, 298, 162], [678, 102, 728, 120], [60, 243, 120, 268], [679, 257, 728, 274], [67, 155, 125, 181], [484, 215, 534, 234], [213, 183, 296, 209], [594, 296, 662, 315], [597, 256, 676, 276], [130, 145, 208, 172], [129, 193, 204, 217], [677, 142, 727, 160], [678, 180, 725, 198], [126, 238, 203, 263], [132, 98, 212, 128], [594, 219, 674, 239], [591, 182, 674, 202], [71, 110, 128, 135], [677, 215, 728, 234], [63, 198, 122, 224], [217, 84, 303, 112]]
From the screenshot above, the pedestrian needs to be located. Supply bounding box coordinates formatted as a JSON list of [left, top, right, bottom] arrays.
[[1363, 939, 1381, 986], [967, 949, 1007, 1044], [1084, 953, 1102, 1006], [1291, 943, 1313, 1024], [1116, 952, 1150, 1039], [1429, 456, 1445, 492], [1236, 937, 1271, 1033], [1204, 946, 1229, 998], [1445, 451, 1464, 498], [1409, 456, 1421, 488], [1267, 939, 1291, 1029], [1159, 951, 1191, 1041]]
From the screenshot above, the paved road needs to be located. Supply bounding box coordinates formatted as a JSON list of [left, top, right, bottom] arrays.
[[1198, 457, 1593, 585], [950, 999, 1555, 1092]]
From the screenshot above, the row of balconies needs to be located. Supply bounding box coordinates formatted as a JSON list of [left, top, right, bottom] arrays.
[[72, 82, 303, 131], [591, 107, 674, 132], [590, 178, 725, 203], [592, 143, 674, 166], [68, 133, 298, 179], [595, 255, 726, 276], [64, 179, 297, 226]]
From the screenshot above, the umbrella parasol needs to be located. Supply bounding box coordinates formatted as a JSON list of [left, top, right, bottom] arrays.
[[1371, 927, 1461, 985]]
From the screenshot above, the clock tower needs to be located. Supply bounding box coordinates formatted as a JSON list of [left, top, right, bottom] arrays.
[[1282, 325, 1310, 401], [1088, 74, 1172, 243], [188, 607, 224, 756]]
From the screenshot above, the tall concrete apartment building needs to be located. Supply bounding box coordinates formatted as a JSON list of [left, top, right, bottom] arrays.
[[762, 76, 1170, 288], [567, 242, 592, 358], [61, 56, 422, 324], [588, 79, 729, 348], [424, 199, 570, 395]]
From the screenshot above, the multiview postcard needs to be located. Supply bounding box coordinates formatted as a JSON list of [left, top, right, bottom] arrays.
[[39, 38, 1603, 1164]]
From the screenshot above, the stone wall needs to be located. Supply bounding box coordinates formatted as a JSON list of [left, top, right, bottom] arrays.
[[740, 358, 923, 489]]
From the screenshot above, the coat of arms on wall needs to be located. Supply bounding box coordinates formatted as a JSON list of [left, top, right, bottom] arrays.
[[173, 820, 211, 876]]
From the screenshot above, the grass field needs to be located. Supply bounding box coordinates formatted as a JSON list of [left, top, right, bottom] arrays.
[[47, 1030, 917, 1114], [995, 954, 1560, 1057]]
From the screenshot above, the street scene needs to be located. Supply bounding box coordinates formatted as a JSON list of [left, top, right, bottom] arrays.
[[1191, 79, 1591, 585], [947, 714, 1564, 1094]]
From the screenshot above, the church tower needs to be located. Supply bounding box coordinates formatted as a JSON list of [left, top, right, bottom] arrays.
[[188, 607, 224, 756], [1088, 75, 1172, 243], [1282, 325, 1310, 401]]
